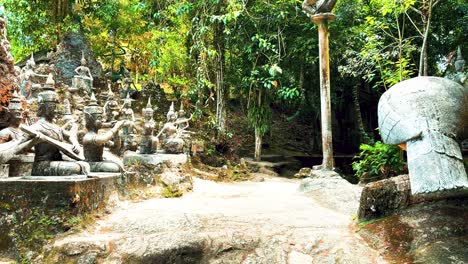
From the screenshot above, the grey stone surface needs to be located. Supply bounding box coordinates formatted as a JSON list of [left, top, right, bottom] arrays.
[[160, 170, 193, 193], [123, 152, 188, 167], [378, 77, 468, 194], [43, 177, 383, 263]]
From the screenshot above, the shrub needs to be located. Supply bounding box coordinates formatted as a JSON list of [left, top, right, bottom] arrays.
[[352, 141, 407, 182]]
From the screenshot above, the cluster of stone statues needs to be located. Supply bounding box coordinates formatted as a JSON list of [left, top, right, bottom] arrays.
[[0, 54, 193, 177]]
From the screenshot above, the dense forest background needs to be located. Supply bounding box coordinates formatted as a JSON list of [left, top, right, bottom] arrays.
[[1, 0, 467, 159]]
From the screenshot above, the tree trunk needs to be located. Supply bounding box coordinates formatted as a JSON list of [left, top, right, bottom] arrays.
[[111, 30, 117, 73], [254, 128, 262, 161], [352, 84, 372, 144], [419, 0, 433, 76], [312, 14, 335, 170], [214, 12, 226, 133]]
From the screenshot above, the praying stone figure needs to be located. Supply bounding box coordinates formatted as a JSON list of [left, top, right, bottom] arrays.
[[378, 76, 468, 194], [156, 102, 192, 154], [24, 75, 88, 176], [302, 0, 337, 15], [19, 54, 48, 100], [139, 98, 158, 154], [72, 51, 94, 96], [82, 93, 125, 173]]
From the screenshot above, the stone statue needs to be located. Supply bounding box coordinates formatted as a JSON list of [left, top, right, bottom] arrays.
[[156, 102, 192, 154], [82, 93, 125, 173], [453, 46, 466, 86], [378, 76, 468, 194], [0, 91, 24, 143], [176, 102, 189, 131], [302, 0, 337, 15], [61, 99, 75, 124], [103, 82, 120, 124], [19, 54, 48, 100], [72, 51, 94, 96], [24, 75, 89, 176], [139, 97, 158, 154], [119, 77, 137, 99], [118, 94, 138, 153]]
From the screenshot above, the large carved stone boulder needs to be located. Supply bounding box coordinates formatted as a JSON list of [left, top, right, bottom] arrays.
[[48, 32, 103, 88], [378, 77, 468, 194]]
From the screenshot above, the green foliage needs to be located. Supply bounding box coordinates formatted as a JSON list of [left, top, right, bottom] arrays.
[[352, 141, 406, 181]]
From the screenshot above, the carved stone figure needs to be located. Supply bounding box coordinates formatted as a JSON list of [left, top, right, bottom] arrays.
[[176, 103, 189, 131], [82, 93, 125, 173], [0, 91, 23, 143], [302, 0, 337, 15], [119, 77, 137, 99], [103, 82, 120, 124], [19, 54, 48, 100], [72, 51, 94, 96], [156, 102, 192, 154], [453, 46, 466, 87], [25, 75, 88, 176], [118, 94, 138, 153], [139, 98, 158, 154], [378, 76, 468, 194]]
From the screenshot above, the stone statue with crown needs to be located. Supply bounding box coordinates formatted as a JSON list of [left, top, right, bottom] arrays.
[[82, 93, 126, 173], [117, 93, 139, 154], [103, 81, 120, 125], [19, 54, 48, 100], [139, 98, 158, 154], [72, 51, 94, 96], [156, 102, 192, 154], [20, 74, 89, 176]]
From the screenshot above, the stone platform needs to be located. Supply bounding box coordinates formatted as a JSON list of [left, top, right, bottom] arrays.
[[0, 173, 121, 252], [123, 151, 188, 167]]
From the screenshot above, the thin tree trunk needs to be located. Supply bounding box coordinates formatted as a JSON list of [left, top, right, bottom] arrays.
[[352, 84, 372, 144], [111, 30, 117, 73], [254, 128, 262, 162], [214, 10, 226, 133], [419, 0, 433, 76]]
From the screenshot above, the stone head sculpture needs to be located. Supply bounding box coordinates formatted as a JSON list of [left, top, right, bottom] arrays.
[[166, 102, 176, 121], [7, 90, 23, 121], [81, 51, 87, 66], [378, 76, 468, 194], [143, 97, 154, 121], [37, 74, 58, 120], [84, 93, 103, 131]]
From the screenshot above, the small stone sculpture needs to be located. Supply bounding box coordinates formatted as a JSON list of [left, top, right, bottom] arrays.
[[302, 0, 337, 15], [156, 102, 192, 154], [19, 54, 48, 100], [139, 98, 158, 154], [103, 82, 120, 123], [23, 75, 88, 176], [119, 77, 137, 99], [118, 94, 138, 153], [72, 51, 94, 96], [378, 76, 468, 194], [82, 93, 125, 173], [453, 46, 466, 86]]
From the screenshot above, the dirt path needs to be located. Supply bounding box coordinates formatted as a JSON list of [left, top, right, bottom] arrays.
[[45, 175, 385, 263]]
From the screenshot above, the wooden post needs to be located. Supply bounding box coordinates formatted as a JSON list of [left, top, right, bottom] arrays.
[[312, 13, 335, 170]]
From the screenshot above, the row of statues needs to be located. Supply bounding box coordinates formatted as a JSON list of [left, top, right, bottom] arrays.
[[1, 69, 193, 177]]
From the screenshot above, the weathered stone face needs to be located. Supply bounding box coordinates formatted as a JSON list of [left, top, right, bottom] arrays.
[[378, 77, 468, 194]]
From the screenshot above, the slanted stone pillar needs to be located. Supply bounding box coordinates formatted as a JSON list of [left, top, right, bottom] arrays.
[[311, 13, 335, 170]]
